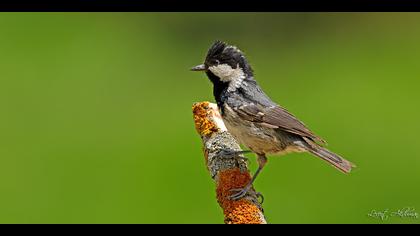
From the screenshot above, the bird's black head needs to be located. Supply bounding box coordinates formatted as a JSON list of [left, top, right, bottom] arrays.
[[191, 41, 256, 109], [191, 41, 254, 85]]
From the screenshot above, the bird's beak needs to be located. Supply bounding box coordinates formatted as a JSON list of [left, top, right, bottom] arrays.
[[190, 64, 206, 71]]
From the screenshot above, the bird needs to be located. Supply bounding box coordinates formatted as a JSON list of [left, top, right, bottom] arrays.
[[191, 40, 355, 201]]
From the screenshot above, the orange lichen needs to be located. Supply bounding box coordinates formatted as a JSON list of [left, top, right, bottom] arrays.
[[192, 102, 219, 137], [193, 101, 266, 224], [216, 168, 265, 224], [223, 200, 264, 224]]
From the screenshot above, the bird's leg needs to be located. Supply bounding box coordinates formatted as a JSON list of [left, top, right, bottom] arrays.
[[229, 154, 267, 201], [215, 149, 252, 162]]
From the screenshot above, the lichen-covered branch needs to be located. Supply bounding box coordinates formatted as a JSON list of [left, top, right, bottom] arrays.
[[192, 102, 267, 224]]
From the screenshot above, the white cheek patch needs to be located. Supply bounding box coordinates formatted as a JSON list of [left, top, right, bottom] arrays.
[[208, 64, 245, 92], [208, 64, 237, 82]]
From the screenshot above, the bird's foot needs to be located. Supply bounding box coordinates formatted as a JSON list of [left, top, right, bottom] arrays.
[[228, 185, 252, 201], [228, 187, 264, 204]]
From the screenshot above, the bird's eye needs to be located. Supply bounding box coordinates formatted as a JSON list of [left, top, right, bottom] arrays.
[[215, 59, 220, 65]]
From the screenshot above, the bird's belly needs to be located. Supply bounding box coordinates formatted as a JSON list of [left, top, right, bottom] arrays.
[[222, 106, 286, 155]]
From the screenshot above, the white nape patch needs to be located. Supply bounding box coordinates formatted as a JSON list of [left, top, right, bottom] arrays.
[[208, 63, 245, 92], [225, 45, 241, 53], [224, 45, 245, 55]]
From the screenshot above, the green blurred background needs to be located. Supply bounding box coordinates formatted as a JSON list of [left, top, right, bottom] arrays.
[[0, 13, 419, 224]]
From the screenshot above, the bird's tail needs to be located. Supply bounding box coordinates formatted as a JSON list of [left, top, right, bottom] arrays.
[[298, 139, 355, 174]]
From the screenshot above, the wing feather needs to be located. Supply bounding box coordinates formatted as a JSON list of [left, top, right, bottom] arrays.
[[235, 103, 326, 145]]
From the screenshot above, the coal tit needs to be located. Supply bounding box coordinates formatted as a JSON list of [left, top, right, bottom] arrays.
[[191, 41, 355, 200]]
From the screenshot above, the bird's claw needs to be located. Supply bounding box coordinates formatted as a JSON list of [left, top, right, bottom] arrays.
[[256, 192, 264, 204], [228, 187, 251, 201], [228, 188, 264, 204]]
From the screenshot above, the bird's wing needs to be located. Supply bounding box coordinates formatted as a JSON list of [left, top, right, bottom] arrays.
[[235, 103, 327, 145]]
